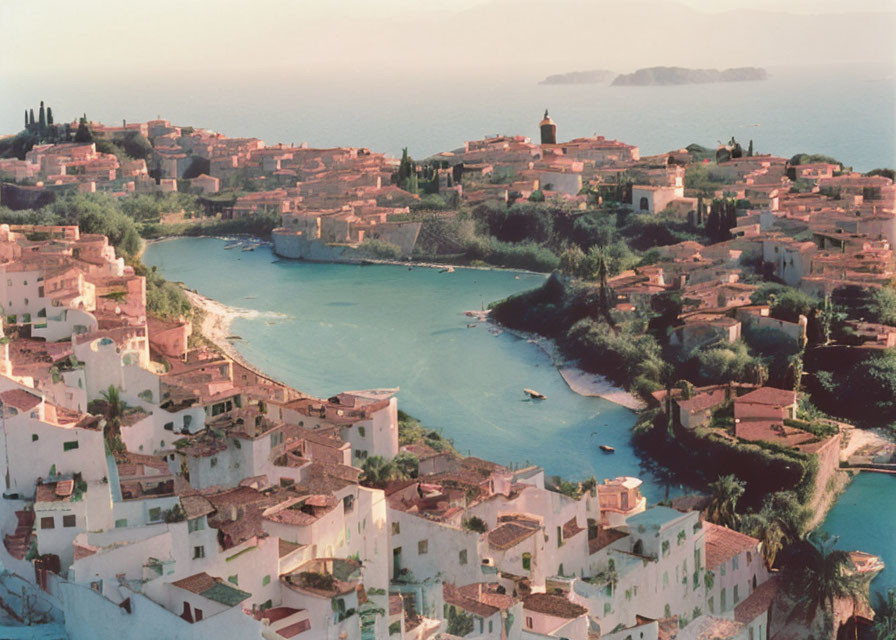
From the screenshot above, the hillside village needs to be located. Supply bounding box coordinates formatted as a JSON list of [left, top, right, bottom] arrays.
[[0, 109, 892, 639]]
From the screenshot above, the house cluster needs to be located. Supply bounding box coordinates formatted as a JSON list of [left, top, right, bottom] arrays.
[[0, 225, 798, 640]]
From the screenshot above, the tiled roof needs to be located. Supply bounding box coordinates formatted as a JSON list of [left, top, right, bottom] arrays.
[[0, 388, 42, 412], [735, 576, 778, 624], [522, 593, 587, 619], [488, 522, 538, 550], [735, 386, 796, 408], [170, 572, 251, 606], [704, 521, 759, 570]]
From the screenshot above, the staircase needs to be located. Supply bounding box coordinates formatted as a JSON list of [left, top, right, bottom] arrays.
[[4, 508, 35, 560]]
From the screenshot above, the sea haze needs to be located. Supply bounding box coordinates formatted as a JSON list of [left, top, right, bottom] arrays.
[[2, 64, 894, 171]]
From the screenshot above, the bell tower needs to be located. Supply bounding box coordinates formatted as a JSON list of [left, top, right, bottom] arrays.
[[539, 109, 557, 145]]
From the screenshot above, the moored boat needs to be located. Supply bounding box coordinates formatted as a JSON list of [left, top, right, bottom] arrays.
[[524, 388, 546, 400]]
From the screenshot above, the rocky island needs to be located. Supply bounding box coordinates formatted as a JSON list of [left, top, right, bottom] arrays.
[[539, 69, 614, 84], [612, 66, 768, 86]]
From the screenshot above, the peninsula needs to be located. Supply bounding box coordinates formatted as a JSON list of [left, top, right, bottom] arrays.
[[611, 66, 768, 86]]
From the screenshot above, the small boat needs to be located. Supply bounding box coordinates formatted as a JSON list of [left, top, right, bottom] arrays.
[[599, 445, 615, 453], [524, 388, 546, 400], [223, 243, 239, 250], [242, 245, 256, 252], [467, 323, 478, 328], [439, 266, 455, 273]]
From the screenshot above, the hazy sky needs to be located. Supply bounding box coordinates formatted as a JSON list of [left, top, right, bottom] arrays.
[[2, 0, 895, 78]]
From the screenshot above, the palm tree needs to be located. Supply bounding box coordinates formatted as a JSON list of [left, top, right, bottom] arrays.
[[783, 533, 867, 634], [706, 474, 745, 529], [360, 456, 407, 488], [100, 385, 125, 447], [740, 510, 785, 569], [872, 588, 896, 640]]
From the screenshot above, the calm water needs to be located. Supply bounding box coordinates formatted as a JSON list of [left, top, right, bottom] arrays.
[[145, 237, 893, 594], [820, 473, 896, 595], [144, 238, 673, 495], [3, 65, 894, 171]]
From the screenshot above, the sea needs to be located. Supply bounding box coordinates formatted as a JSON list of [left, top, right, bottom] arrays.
[[145, 238, 895, 596], [2, 64, 895, 171]]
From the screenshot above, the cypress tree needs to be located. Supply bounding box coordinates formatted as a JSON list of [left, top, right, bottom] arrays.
[[24, 110, 28, 129], [29, 109, 35, 126], [747, 140, 753, 157], [38, 101, 46, 128], [47, 107, 54, 126]]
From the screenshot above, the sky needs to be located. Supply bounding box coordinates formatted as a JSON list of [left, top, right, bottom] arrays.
[[2, 0, 895, 80]]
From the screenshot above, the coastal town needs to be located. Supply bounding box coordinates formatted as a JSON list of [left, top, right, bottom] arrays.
[[0, 105, 892, 640]]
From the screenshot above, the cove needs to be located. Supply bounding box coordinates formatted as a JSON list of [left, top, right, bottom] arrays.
[[144, 237, 669, 499]]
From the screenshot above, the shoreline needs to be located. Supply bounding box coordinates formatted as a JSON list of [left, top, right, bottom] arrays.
[[145, 234, 550, 276], [186, 283, 644, 412], [466, 310, 646, 411]]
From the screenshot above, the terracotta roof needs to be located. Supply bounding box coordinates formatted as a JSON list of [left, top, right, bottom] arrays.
[[0, 389, 42, 412], [677, 388, 727, 414], [443, 583, 516, 618], [180, 494, 215, 520], [488, 521, 538, 550], [735, 386, 796, 408], [735, 576, 779, 624], [170, 572, 251, 606], [589, 527, 628, 555], [522, 593, 587, 619], [704, 521, 759, 570]]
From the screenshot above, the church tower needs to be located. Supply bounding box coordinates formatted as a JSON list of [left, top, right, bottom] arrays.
[[539, 109, 557, 145]]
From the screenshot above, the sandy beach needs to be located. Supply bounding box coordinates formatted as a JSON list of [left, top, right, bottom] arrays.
[[465, 311, 646, 411]]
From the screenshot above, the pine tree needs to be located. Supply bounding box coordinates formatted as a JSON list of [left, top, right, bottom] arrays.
[[47, 107, 54, 126], [38, 101, 46, 129]]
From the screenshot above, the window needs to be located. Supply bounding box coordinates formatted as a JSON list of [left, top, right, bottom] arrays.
[[708, 596, 714, 614], [32, 434, 38, 442], [721, 588, 727, 611], [194, 608, 203, 621], [733, 584, 740, 604], [148, 507, 162, 523], [749, 628, 754, 640], [271, 431, 284, 447], [262, 575, 271, 586], [746, 551, 752, 564], [526, 617, 533, 629], [522, 552, 531, 571], [40, 517, 54, 530], [115, 518, 127, 528], [164, 422, 174, 431], [63, 514, 76, 528], [228, 575, 239, 586], [732, 555, 739, 570], [358, 426, 365, 438], [188, 518, 204, 533], [459, 549, 468, 565], [418, 540, 428, 555], [391, 522, 400, 536], [63, 440, 79, 451], [193, 545, 205, 559], [557, 526, 563, 547]]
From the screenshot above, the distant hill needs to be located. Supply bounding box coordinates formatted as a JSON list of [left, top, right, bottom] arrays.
[[611, 66, 768, 86], [539, 70, 615, 85]]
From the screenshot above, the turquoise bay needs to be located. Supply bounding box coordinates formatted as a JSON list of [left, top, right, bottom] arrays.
[[145, 238, 654, 488], [145, 237, 893, 594]]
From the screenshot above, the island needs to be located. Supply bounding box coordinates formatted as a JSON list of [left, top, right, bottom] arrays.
[[611, 66, 768, 86], [538, 69, 614, 85]]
